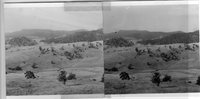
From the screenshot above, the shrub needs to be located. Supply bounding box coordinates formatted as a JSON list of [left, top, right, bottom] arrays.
[[196, 76, 200, 85], [64, 50, 83, 60], [82, 43, 86, 47], [31, 63, 38, 69], [8, 66, 23, 71], [128, 64, 134, 70], [64, 51, 74, 60], [15, 66, 23, 71], [67, 73, 76, 80], [51, 61, 55, 64], [162, 75, 172, 82], [110, 67, 118, 72], [88, 43, 98, 49]]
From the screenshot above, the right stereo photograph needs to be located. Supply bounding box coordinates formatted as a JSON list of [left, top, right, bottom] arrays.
[[103, 2, 199, 94]]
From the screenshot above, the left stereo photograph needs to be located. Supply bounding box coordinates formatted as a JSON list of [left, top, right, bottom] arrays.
[[4, 2, 104, 95]]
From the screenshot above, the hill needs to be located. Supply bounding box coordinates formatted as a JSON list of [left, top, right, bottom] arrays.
[[7, 36, 38, 47], [5, 29, 77, 40], [138, 30, 199, 45], [41, 29, 103, 43], [103, 30, 176, 41]]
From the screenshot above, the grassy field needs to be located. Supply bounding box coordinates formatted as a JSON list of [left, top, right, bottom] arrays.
[[104, 43, 200, 94], [6, 41, 104, 95]]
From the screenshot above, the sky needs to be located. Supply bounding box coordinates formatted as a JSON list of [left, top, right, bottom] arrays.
[[4, 3, 199, 33], [4, 3, 103, 33], [103, 4, 199, 33]]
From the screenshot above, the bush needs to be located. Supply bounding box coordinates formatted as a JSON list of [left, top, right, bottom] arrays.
[[31, 63, 38, 69], [8, 66, 23, 71], [196, 76, 200, 85], [88, 43, 98, 49], [128, 64, 134, 70], [110, 67, 118, 72], [162, 75, 172, 82], [15, 66, 23, 71], [64, 50, 83, 60], [67, 73, 76, 80]]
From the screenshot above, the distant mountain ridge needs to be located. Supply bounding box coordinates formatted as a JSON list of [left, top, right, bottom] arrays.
[[138, 30, 199, 45], [5, 29, 199, 45], [103, 30, 186, 41], [5, 29, 82, 40], [42, 29, 103, 43]]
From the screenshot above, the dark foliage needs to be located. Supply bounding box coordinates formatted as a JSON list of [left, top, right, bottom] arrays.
[[105, 67, 119, 72], [196, 76, 200, 85], [128, 64, 134, 70], [160, 51, 180, 62], [162, 75, 172, 82], [57, 70, 67, 85], [24, 71, 36, 79], [110, 67, 119, 71], [185, 44, 195, 51], [147, 62, 152, 66], [104, 37, 134, 47], [151, 72, 161, 86], [31, 63, 38, 69], [51, 61, 55, 64], [88, 43, 98, 49], [101, 74, 104, 82], [67, 73, 76, 80], [120, 72, 130, 80], [8, 36, 37, 47], [64, 49, 83, 60], [8, 66, 23, 71]]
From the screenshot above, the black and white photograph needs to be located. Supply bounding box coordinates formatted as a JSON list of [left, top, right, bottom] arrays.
[[4, 2, 104, 95], [103, 2, 199, 94]]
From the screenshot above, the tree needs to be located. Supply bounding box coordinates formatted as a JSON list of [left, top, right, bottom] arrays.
[[151, 71, 161, 86], [57, 70, 67, 85], [120, 72, 130, 80], [24, 71, 37, 94], [24, 71, 37, 79]]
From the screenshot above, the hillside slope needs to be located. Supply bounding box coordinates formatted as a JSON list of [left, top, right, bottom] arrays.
[[7, 36, 38, 47], [138, 30, 199, 45], [42, 29, 103, 43], [103, 30, 175, 40]]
